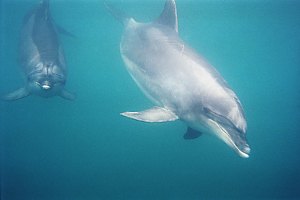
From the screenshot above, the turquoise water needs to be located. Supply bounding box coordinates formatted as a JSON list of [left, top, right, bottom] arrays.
[[1, 0, 300, 199]]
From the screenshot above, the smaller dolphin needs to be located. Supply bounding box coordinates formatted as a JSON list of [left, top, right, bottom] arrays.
[[106, 0, 250, 157], [2, 0, 75, 101]]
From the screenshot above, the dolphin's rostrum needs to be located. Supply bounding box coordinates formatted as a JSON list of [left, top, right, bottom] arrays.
[[107, 0, 250, 157], [2, 0, 75, 101]]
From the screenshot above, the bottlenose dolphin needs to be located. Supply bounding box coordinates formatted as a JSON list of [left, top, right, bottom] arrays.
[[106, 0, 250, 157], [2, 0, 75, 100]]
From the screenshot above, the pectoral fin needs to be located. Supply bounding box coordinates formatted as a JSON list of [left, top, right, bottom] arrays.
[[184, 127, 202, 140], [121, 106, 178, 122], [56, 24, 76, 38], [60, 89, 76, 101], [1, 87, 29, 101]]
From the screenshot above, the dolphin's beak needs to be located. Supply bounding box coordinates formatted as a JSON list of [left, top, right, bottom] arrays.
[[35, 81, 51, 90], [42, 84, 51, 90], [207, 119, 250, 158]]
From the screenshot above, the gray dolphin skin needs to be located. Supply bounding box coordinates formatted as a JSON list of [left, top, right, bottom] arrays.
[[2, 0, 75, 101], [107, 0, 250, 157]]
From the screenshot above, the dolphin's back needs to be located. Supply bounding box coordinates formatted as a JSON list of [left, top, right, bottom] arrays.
[[20, 2, 65, 75], [32, 11, 59, 62], [1, 0, 75, 101]]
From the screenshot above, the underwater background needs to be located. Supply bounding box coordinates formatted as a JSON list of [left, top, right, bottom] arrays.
[[1, 0, 300, 199]]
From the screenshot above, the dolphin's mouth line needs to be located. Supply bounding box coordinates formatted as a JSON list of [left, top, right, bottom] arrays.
[[208, 119, 250, 158]]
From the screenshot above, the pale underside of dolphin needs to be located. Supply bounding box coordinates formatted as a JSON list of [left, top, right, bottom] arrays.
[[1, 0, 75, 101], [107, 0, 250, 157]]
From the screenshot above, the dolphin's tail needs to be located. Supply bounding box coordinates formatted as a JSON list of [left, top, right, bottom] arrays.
[[104, 1, 130, 25], [39, 0, 50, 18], [41, 0, 49, 8]]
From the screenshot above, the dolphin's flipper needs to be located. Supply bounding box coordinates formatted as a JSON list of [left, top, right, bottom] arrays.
[[184, 127, 202, 140], [1, 87, 30, 101], [155, 0, 178, 33], [60, 89, 76, 101], [56, 25, 76, 38], [121, 106, 178, 122]]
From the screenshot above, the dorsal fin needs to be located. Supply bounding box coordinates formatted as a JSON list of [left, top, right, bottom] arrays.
[[155, 0, 178, 32]]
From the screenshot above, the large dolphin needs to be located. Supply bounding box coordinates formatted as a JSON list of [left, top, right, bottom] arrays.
[[2, 0, 75, 100], [107, 0, 250, 157]]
